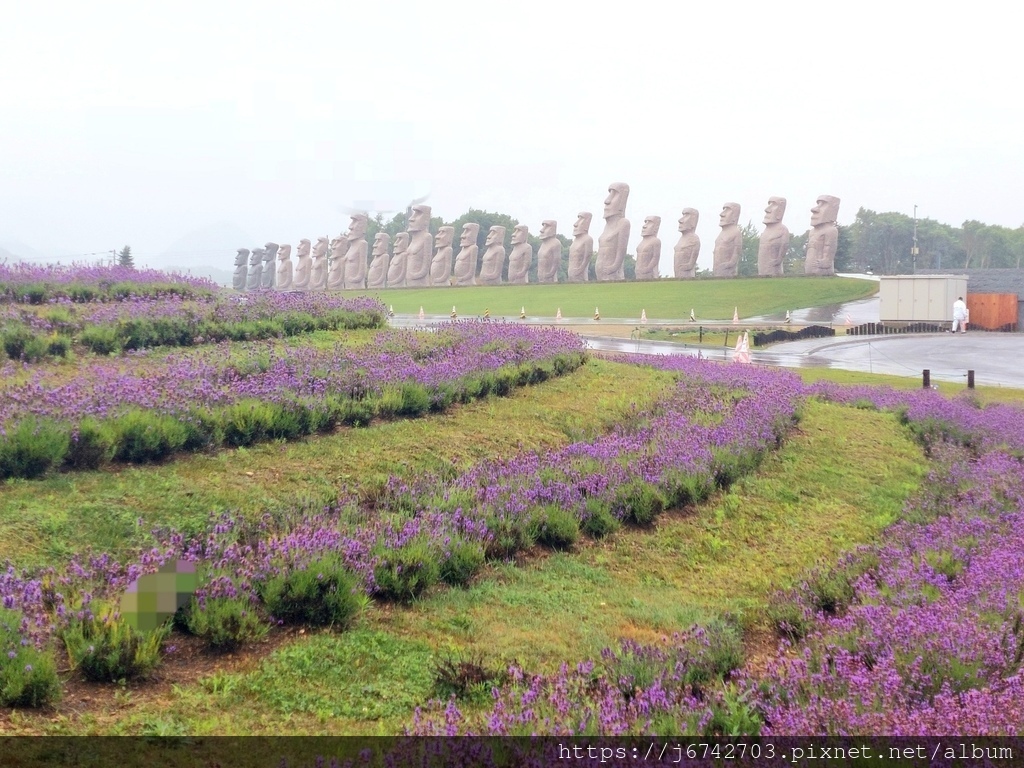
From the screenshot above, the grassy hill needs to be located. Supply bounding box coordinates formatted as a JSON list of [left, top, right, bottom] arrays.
[[346, 276, 877, 320]]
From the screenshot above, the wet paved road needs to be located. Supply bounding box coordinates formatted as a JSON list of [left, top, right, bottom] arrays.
[[389, 309, 1024, 389]]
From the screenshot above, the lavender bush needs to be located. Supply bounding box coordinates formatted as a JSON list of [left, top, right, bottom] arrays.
[[0, 263, 217, 304]]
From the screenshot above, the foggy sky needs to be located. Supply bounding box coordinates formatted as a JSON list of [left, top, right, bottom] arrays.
[[2, 0, 1021, 275]]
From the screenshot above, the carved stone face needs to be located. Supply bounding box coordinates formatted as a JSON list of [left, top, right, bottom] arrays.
[[297, 239, 311, 256], [678, 209, 698, 233], [330, 236, 343, 253], [540, 220, 557, 239], [763, 197, 787, 225], [393, 232, 411, 251], [719, 203, 740, 227], [642, 216, 661, 237], [811, 195, 841, 226], [603, 183, 629, 218], [486, 226, 505, 247], [407, 205, 431, 232], [573, 212, 592, 236], [314, 237, 329, 255], [235, 248, 249, 266], [435, 226, 454, 247], [372, 232, 390, 255], [347, 214, 368, 239], [512, 225, 528, 245], [264, 242, 279, 253], [460, 223, 479, 247]]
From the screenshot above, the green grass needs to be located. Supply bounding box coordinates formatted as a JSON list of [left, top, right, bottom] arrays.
[[11, 399, 928, 735], [0, 359, 677, 569], [350, 276, 877, 321]]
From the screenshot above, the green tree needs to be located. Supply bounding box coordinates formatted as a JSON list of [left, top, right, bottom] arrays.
[[738, 222, 760, 277], [847, 208, 914, 274], [117, 245, 133, 269]]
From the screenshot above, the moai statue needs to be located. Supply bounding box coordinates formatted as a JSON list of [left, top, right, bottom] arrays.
[[309, 237, 329, 290], [327, 236, 348, 290], [674, 209, 701, 279], [567, 212, 593, 282], [758, 197, 790, 277], [507, 224, 532, 285], [276, 244, 293, 290], [233, 248, 250, 291], [712, 203, 742, 278], [635, 216, 662, 281], [430, 226, 455, 285], [387, 231, 410, 287], [343, 214, 369, 289], [594, 182, 630, 281], [245, 248, 262, 290], [403, 205, 433, 287], [366, 232, 390, 289], [476, 226, 506, 285], [293, 238, 312, 291], [536, 220, 560, 284], [804, 195, 841, 276], [452, 223, 479, 286], [261, 243, 278, 289]]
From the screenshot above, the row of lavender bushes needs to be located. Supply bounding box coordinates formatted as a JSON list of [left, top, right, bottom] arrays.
[[0, 357, 804, 706], [406, 368, 1024, 737], [0, 322, 587, 479], [0, 263, 218, 304], [1, 293, 387, 361]]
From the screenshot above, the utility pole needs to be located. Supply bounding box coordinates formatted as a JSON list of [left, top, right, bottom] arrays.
[[912, 205, 919, 273]]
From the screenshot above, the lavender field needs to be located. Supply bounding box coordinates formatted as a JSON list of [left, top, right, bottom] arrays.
[[1, 320, 1023, 739]]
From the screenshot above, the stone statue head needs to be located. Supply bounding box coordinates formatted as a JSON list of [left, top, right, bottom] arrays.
[[573, 212, 593, 236], [264, 241, 279, 253], [511, 224, 529, 245], [253, 247, 265, 260], [435, 226, 454, 247], [393, 231, 411, 251], [235, 248, 250, 266], [278, 244, 291, 259], [330, 236, 345, 256], [603, 182, 629, 219], [540, 220, 557, 239], [810, 195, 841, 226], [678, 208, 699, 233], [763, 197, 787, 225], [314, 236, 329, 255], [719, 203, 740, 227], [486, 226, 506, 247], [460, 222, 480, 247], [372, 232, 391, 255], [407, 205, 432, 233], [642, 216, 661, 237], [297, 238, 311, 255], [263, 243, 278, 262], [347, 214, 368, 240], [247, 249, 259, 266]]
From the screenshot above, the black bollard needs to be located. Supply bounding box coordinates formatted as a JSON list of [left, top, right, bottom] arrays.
[[923, 369, 931, 389], [699, 326, 703, 343], [968, 370, 975, 389]]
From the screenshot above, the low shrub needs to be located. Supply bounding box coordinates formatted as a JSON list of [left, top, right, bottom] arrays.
[[484, 513, 537, 560], [262, 554, 363, 628], [398, 383, 431, 417], [64, 417, 117, 470], [79, 324, 121, 355], [61, 610, 168, 682], [439, 539, 486, 587], [111, 410, 189, 463], [613, 480, 666, 526], [580, 498, 620, 539], [184, 596, 268, 652], [0, 609, 61, 707], [0, 418, 70, 480], [529, 505, 580, 550], [373, 539, 441, 602], [432, 649, 509, 702]]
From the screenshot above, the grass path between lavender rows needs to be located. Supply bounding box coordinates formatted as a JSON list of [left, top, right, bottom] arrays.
[[0, 359, 678, 569], [27, 397, 929, 736]]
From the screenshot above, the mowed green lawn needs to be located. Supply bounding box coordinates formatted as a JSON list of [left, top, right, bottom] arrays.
[[346, 276, 876, 320]]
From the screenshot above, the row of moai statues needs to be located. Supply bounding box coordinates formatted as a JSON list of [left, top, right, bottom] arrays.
[[231, 186, 842, 291]]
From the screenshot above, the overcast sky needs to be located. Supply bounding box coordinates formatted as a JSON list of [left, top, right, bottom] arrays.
[[2, 0, 1021, 275]]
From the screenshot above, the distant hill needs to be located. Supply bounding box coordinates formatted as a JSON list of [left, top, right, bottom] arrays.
[[156, 222, 255, 275]]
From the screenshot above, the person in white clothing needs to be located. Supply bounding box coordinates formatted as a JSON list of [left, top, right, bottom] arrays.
[[951, 296, 968, 333]]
